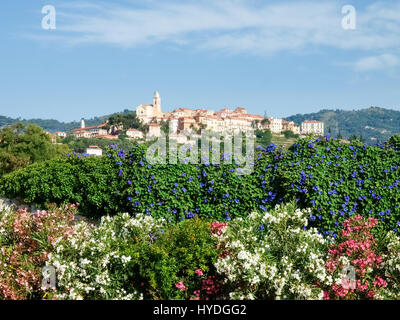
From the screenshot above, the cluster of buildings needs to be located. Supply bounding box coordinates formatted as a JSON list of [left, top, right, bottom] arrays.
[[53, 92, 324, 155], [136, 91, 324, 137]]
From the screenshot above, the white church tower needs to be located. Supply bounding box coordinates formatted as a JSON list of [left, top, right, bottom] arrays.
[[153, 91, 162, 116], [81, 118, 85, 129], [136, 91, 163, 124]]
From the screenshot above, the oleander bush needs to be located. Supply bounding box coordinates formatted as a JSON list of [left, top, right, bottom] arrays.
[[323, 215, 387, 300], [48, 213, 220, 300], [0, 204, 77, 300], [213, 202, 332, 300]]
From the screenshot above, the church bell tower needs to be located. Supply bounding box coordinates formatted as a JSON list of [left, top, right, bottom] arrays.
[[153, 91, 162, 116]]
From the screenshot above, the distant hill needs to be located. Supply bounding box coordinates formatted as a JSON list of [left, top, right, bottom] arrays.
[[0, 109, 136, 133], [285, 107, 400, 143]]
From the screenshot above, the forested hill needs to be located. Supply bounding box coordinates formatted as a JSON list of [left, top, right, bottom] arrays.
[[0, 109, 136, 132], [285, 107, 400, 143]]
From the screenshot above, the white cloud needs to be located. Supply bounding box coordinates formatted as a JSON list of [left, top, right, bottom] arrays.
[[354, 54, 400, 72], [34, 0, 400, 56]]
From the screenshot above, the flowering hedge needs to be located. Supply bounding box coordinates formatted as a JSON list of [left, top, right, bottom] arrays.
[[278, 137, 400, 236], [2, 204, 400, 300], [48, 213, 220, 300], [1, 136, 400, 237], [0, 143, 280, 222]]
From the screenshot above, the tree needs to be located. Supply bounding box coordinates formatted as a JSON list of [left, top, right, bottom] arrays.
[[107, 112, 148, 133], [255, 129, 272, 147], [0, 123, 70, 176], [283, 130, 299, 139]]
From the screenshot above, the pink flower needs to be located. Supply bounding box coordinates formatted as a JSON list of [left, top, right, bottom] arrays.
[[195, 269, 204, 276], [175, 281, 186, 291]]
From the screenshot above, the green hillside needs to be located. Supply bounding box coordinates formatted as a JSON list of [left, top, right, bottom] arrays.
[[0, 109, 136, 133], [285, 107, 400, 143]]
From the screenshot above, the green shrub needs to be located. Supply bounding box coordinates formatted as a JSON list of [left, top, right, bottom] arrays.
[[278, 137, 400, 236], [0, 143, 279, 221]]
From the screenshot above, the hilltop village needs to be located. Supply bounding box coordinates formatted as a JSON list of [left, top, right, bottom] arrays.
[[51, 92, 324, 155]]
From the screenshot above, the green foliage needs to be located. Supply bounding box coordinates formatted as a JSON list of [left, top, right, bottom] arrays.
[[388, 134, 400, 150], [63, 136, 140, 154], [278, 137, 400, 236], [132, 217, 219, 299], [0, 142, 279, 221], [255, 129, 272, 147], [0, 155, 121, 217], [107, 112, 148, 133], [2, 133, 400, 239], [0, 123, 70, 176], [282, 130, 299, 139]]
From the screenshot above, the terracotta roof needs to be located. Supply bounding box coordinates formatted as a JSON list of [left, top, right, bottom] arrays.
[[88, 145, 102, 149], [303, 120, 324, 124], [72, 123, 107, 132]]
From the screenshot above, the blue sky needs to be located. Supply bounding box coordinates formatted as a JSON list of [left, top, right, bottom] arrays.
[[0, 0, 399, 121]]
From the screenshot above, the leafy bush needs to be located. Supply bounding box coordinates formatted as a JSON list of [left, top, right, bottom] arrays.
[[282, 130, 299, 139], [0, 156, 121, 217], [0, 143, 279, 221], [0, 123, 70, 176], [278, 137, 400, 236]]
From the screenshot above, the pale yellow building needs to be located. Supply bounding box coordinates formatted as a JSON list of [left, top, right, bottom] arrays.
[[136, 91, 163, 124]]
